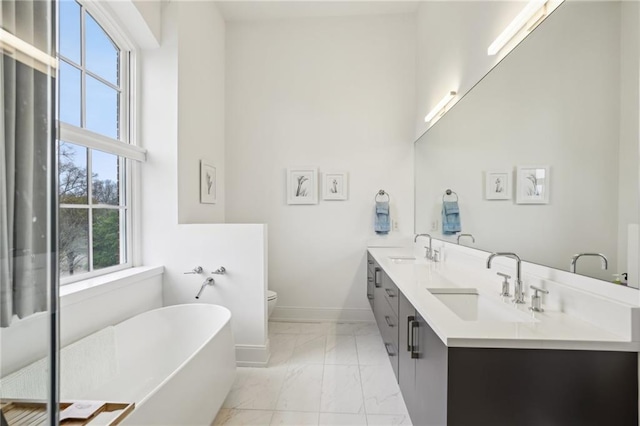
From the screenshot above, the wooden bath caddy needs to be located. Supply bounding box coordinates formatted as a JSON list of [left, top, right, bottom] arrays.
[[0, 399, 134, 426]]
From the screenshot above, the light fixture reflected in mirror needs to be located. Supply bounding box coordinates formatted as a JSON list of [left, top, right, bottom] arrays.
[[424, 91, 457, 123], [487, 0, 549, 56]]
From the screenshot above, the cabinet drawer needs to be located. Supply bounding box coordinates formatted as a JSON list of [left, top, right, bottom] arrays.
[[373, 285, 389, 331], [366, 268, 375, 309], [367, 253, 375, 272], [379, 302, 398, 345], [383, 340, 399, 380], [374, 286, 398, 340], [382, 274, 399, 316], [374, 287, 399, 380]]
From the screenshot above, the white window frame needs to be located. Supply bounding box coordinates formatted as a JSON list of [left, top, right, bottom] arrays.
[[57, 0, 144, 285]]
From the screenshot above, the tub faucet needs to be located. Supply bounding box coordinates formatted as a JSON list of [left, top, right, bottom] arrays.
[[415, 234, 433, 259], [195, 277, 215, 299], [486, 252, 525, 304], [570, 253, 608, 273], [457, 233, 475, 244]]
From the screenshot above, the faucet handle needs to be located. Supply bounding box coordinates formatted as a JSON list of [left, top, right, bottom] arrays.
[[184, 266, 204, 274], [497, 272, 511, 297], [423, 246, 432, 259], [530, 285, 549, 295], [529, 285, 549, 312], [211, 266, 226, 275]]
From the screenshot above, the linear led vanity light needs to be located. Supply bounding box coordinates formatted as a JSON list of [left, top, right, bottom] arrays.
[[487, 0, 548, 56], [0, 28, 58, 69], [424, 91, 457, 123]]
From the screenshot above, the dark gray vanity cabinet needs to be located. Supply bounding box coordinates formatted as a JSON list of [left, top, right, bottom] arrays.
[[398, 293, 417, 413], [398, 292, 447, 426], [368, 255, 639, 426]]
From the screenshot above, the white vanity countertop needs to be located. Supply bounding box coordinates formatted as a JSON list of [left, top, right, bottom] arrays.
[[368, 246, 640, 352]]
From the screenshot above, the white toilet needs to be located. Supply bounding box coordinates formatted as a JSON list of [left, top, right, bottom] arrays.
[[267, 290, 278, 318]]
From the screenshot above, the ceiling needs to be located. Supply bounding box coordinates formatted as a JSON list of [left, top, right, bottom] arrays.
[[215, 1, 421, 22]]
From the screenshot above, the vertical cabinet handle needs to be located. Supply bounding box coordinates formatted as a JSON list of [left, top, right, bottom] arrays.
[[384, 343, 396, 357], [410, 320, 419, 359], [406, 315, 415, 351], [374, 268, 382, 288]]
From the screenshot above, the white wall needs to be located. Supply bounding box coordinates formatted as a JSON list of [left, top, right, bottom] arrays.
[[414, 1, 524, 138], [225, 14, 416, 321], [140, 2, 267, 364], [105, 0, 162, 49], [177, 2, 226, 224], [147, 224, 268, 365], [133, 0, 162, 44]]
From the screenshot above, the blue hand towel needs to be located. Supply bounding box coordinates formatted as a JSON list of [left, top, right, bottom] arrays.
[[375, 201, 390, 234], [442, 201, 461, 235]]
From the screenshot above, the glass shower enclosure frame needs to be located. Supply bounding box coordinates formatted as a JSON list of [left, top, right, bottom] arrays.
[[1, 0, 59, 424]]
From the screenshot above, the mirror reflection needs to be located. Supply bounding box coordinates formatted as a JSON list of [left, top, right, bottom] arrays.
[[414, 1, 639, 288]]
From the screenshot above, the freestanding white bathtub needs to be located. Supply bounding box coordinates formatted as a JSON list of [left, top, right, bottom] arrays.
[[0, 304, 237, 425]]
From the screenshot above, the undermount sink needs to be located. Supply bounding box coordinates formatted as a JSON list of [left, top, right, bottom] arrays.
[[388, 256, 416, 264], [430, 290, 537, 323]]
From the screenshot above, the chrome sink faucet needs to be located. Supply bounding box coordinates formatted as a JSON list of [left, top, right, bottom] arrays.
[[414, 233, 431, 243], [415, 233, 433, 260], [457, 233, 475, 244], [570, 253, 608, 273], [486, 252, 525, 304]]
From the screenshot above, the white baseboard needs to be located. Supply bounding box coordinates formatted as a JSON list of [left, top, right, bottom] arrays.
[[236, 342, 269, 367], [271, 306, 375, 323]]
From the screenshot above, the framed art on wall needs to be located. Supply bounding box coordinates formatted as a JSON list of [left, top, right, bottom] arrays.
[[322, 171, 348, 201], [287, 167, 318, 205], [200, 161, 216, 204], [485, 170, 511, 200], [516, 165, 550, 204]]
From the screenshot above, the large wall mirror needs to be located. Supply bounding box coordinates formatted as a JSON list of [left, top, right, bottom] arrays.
[[415, 1, 640, 288]]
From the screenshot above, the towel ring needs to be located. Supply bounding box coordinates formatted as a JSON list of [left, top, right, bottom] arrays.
[[442, 189, 458, 202], [375, 190, 390, 202]]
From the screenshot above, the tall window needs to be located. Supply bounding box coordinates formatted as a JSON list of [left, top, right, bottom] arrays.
[[57, 0, 137, 282]]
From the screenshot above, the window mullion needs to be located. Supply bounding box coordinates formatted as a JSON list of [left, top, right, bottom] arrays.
[[58, 54, 81, 70], [121, 157, 128, 265], [87, 149, 94, 272], [80, 6, 86, 129], [85, 69, 121, 92], [59, 204, 90, 209], [121, 50, 129, 144]]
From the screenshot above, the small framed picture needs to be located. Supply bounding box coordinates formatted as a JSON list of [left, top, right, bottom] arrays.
[[516, 165, 550, 204], [287, 167, 318, 205], [485, 170, 511, 200], [200, 161, 216, 204], [322, 171, 348, 201]]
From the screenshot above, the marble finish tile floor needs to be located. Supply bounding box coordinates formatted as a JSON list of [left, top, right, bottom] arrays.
[[213, 321, 412, 426]]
